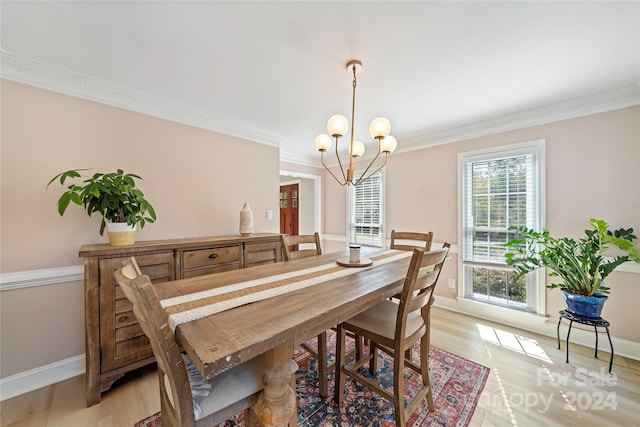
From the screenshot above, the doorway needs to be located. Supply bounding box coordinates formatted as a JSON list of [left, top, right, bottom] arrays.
[[279, 169, 322, 239], [279, 183, 299, 237]]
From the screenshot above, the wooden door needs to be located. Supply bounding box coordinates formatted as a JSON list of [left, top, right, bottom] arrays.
[[279, 183, 299, 237]]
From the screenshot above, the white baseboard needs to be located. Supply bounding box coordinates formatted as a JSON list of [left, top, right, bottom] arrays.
[[434, 296, 640, 361], [0, 354, 85, 401]]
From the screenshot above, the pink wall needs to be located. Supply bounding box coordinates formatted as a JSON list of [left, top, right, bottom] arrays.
[[323, 106, 640, 343], [1, 78, 638, 380], [0, 80, 281, 376]]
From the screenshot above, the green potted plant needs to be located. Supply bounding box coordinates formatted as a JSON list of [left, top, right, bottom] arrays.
[[47, 168, 156, 245], [505, 218, 640, 318]]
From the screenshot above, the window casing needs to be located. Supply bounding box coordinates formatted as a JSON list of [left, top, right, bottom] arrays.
[[347, 170, 385, 248], [458, 140, 545, 314]]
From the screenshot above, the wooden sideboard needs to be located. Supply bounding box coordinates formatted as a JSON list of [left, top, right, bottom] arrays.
[[79, 233, 282, 406]]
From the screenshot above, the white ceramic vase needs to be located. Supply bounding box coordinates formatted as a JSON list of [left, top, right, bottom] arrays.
[[239, 203, 254, 236]]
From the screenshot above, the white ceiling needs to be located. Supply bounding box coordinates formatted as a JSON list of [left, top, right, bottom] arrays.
[[1, 1, 639, 166]]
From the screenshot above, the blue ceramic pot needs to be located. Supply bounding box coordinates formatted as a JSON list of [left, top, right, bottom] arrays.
[[561, 289, 608, 319]]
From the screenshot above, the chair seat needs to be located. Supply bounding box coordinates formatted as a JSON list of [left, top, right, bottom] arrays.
[[189, 355, 298, 421], [187, 355, 262, 420], [344, 300, 425, 342]]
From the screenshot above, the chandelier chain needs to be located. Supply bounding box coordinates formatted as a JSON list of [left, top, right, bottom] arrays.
[[349, 63, 358, 176]]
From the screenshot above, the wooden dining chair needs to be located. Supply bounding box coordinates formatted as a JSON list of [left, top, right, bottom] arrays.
[[281, 232, 361, 398], [280, 232, 335, 397], [114, 257, 298, 427], [333, 244, 450, 426], [281, 232, 323, 260], [390, 229, 433, 251]]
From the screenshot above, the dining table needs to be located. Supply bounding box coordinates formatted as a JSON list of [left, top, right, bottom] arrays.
[[154, 248, 414, 427]]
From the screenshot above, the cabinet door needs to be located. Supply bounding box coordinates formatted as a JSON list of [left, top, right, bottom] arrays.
[[99, 252, 175, 372], [245, 241, 282, 268]]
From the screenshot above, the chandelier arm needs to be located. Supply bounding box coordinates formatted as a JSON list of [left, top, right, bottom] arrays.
[[354, 152, 388, 186], [321, 151, 347, 186], [333, 136, 347, 183], [354, 150, 381, 184], [354, 138, 382, 184]]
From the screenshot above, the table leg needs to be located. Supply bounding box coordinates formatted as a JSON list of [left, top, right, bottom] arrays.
[[565, 320, 574, 364], [317, 332, 328, 398], [556, 317, 562, 349], [255, 339, 297, 427], [594, 326, 599, 358]]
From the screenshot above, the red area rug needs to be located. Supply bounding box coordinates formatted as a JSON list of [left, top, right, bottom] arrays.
[[135, 332, 489, 426]]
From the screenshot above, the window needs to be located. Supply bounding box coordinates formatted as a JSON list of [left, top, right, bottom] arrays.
[[347, 170, 385, 248], [459, 140, 545, 314]]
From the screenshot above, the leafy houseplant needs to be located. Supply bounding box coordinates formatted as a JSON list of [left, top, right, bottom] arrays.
[[47, 169, 156, 242], [505, 219, 640, 317]]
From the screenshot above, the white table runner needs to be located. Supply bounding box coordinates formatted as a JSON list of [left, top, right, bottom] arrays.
[[161, 250, 411, 331]]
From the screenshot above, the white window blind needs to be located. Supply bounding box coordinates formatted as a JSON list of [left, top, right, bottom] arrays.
[[462, 153, 538, 264], [459, 140, 545, 313], [347, 171, 385, 247]]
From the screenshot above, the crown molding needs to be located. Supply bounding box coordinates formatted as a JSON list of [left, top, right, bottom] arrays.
[[2, 52, 637, 165], [279, 149, 320, 167], [0, 52, 281, 148], [285, 84, 640, 167], [397, 84, 640, 154]]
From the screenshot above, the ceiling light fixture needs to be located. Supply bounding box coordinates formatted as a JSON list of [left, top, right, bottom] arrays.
[[314, 60, 397, 186]]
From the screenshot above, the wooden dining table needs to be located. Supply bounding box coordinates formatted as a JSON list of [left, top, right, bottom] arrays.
[[154, 248, 414, 427]]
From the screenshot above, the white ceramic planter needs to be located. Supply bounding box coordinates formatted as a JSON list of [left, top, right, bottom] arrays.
[[106, 222, 137, 246]]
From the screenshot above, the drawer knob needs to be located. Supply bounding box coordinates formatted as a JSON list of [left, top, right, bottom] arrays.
[[208, 253, 219, 259]]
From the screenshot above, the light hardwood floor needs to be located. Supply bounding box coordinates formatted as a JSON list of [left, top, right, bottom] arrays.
[[1, 307, 638, 426]]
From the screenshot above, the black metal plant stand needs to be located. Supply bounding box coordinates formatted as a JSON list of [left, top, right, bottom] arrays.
[[556, 310, 613, 373]]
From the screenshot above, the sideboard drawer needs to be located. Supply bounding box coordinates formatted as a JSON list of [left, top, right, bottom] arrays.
[[182, 245, 242, 269], [182, 262, 241, 279]]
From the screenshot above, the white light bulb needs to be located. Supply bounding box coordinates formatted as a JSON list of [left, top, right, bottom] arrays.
[[350, 141, 365, 158], [327, 114, 349, 138], [314, 134, 332, 151], [369, 117, 391, 139], [380, 135, 397, 153]]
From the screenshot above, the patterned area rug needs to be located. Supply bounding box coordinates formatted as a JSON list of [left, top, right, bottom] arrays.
[[135, 332, 489, 427]]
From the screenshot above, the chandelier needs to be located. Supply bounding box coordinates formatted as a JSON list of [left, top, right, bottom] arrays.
[[314, 60, 397, 186]]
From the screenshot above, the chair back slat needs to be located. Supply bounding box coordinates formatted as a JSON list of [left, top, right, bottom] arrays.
[[406, 264, 443, 313], [396, 244, 450, 341], [390, 230, 433, 252], [281, 232, 322, 261]]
